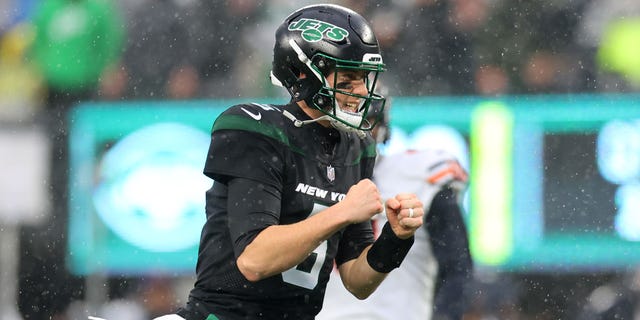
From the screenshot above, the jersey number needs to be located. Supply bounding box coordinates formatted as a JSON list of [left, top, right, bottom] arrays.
[[282, 240, 328, 289], [282, 203, 330, 289]]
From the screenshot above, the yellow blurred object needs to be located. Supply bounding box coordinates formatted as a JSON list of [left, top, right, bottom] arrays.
[[597, 19, 640, 86], [0, 22, 44, 121], [0, 22, 35, 63]]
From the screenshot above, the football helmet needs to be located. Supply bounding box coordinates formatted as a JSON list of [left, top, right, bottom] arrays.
[[367, 83, 391, 144], [271, 4, 386, 135]]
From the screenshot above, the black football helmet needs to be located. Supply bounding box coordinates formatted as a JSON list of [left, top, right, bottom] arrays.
[[271, 4, 386, 135]]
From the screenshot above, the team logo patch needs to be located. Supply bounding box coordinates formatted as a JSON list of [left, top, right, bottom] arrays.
[[288, 18, 349, 42], [327, 165, 335, 182]]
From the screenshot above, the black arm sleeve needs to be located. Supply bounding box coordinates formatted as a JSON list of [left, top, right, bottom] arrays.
[[426, 187, 473, 320], [227, 177, 282, 258]]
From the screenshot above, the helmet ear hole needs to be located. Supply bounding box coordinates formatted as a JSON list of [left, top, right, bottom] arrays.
[[283, 69, 298, 88]]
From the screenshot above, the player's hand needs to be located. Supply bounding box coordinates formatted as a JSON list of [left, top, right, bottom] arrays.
[[340, 179, 384, 224], [385, 193, 423, 239]]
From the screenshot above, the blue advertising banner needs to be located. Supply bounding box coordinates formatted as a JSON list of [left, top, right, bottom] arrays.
[[67, 94, 640, 275]]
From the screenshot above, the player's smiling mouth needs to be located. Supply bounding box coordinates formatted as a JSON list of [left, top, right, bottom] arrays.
[[343, 102, 359, 111]]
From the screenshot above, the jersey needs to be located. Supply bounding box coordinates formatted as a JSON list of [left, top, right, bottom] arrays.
[[180, 102, 378, 320], [317, 149, 470, 320]]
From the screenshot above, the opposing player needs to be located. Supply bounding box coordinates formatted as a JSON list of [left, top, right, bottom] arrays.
[[318, 97, 474, 320], [153, 4, 423, 320]]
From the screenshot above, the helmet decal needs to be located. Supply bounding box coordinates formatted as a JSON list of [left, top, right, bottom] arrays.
[[288, 18, 349, 42], [363, 53, 383, 64]]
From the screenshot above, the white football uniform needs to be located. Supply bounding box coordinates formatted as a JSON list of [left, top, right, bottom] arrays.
[[317, 149, 468, 320]]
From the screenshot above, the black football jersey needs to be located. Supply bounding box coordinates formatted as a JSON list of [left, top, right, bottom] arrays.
[[184, 102, 377, 319]]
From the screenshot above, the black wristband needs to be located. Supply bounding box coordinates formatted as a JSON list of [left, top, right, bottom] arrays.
[[366, 222, 414, 273]]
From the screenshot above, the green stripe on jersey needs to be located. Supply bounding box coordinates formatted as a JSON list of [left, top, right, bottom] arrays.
[[352, 141, 377, 165], [213, 114, 304, 155]]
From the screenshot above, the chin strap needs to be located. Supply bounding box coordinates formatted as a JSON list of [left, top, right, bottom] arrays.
[[282, 110, 367, 139], [282, 109, 331, 127]]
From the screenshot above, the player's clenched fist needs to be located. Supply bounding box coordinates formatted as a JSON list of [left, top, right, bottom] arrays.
[[385, 193, 423, 239], [339, 179, 384, 224]]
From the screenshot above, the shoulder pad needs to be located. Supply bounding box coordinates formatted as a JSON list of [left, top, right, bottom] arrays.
[[376, 149, 468, 190], [417, 149, 468, 190], [212, 103, 290, 142], [220, 103, 282, 122]]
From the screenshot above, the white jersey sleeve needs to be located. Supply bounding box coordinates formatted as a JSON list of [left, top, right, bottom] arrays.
[[374, 149, 467, 214], [317, 149, 468, 320]]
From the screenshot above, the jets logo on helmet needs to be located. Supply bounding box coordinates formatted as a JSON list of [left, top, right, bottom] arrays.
[[363, 53, 383, 64], [288, 18, 349, 43]]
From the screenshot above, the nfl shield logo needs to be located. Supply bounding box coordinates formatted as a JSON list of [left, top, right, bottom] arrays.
[[327, 165, 335, 182]]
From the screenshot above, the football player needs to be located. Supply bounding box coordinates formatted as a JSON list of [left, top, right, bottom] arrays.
[[318, 95, 474, 320], [153, 4, 423, 320]]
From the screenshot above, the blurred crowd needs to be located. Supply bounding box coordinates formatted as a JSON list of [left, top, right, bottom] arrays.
[[2, 0, 640, 121], [2, 0, 640, 319]]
